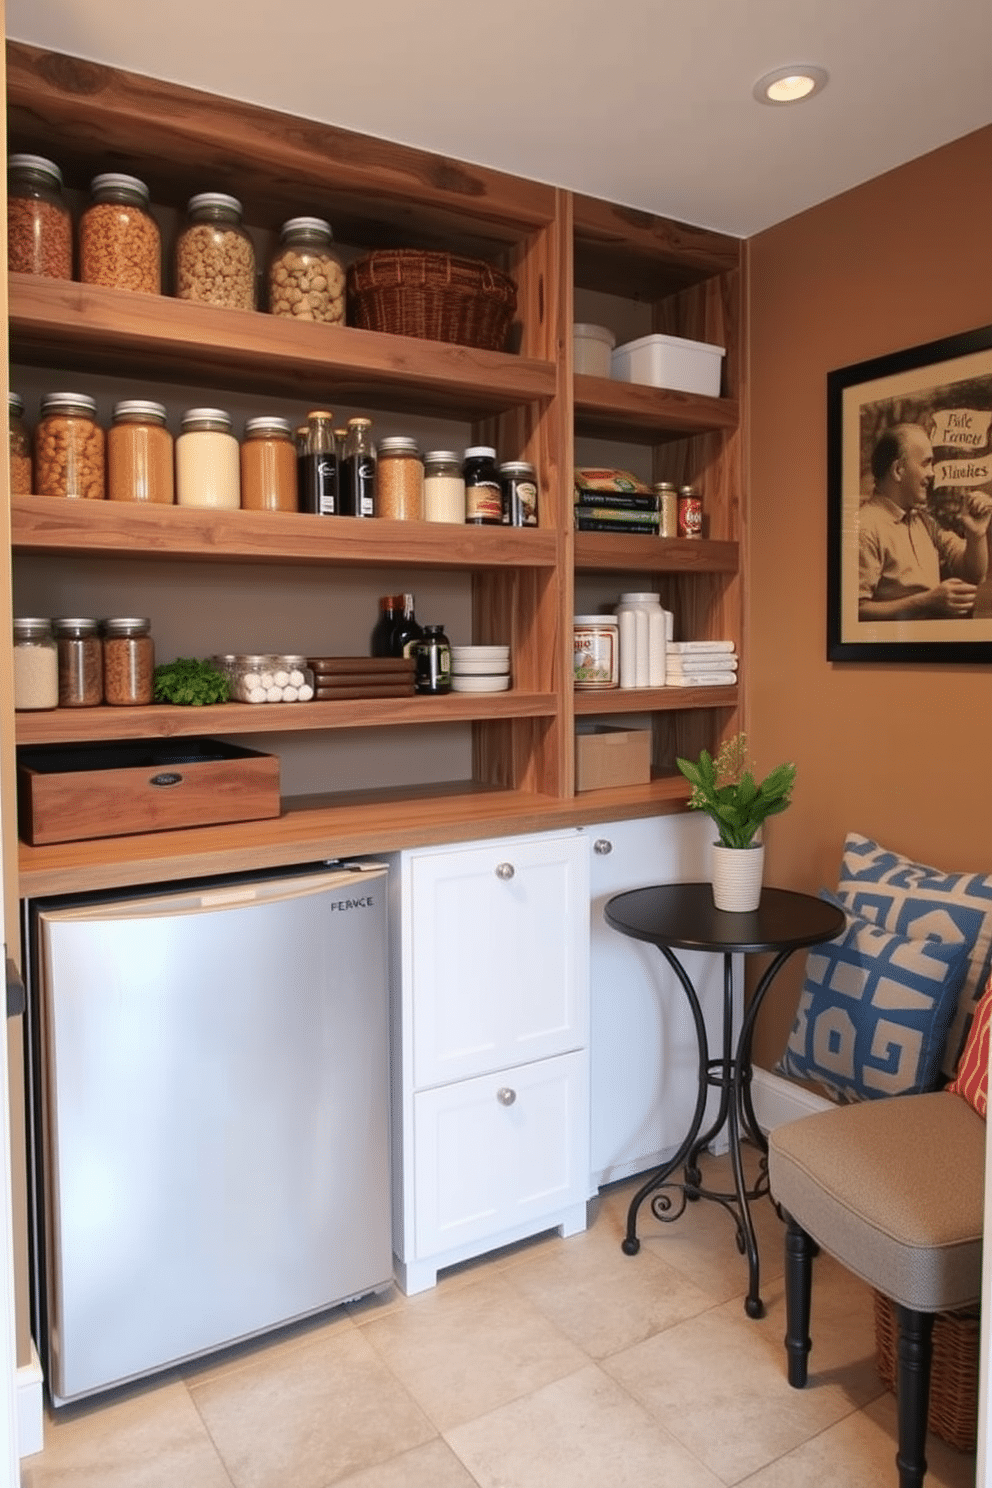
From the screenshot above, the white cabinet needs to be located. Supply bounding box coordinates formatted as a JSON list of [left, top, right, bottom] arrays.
[[389, 830, 590, 1294], [585, 814, 741, 1189]]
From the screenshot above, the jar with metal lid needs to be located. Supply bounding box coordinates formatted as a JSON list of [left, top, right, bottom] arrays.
[[268, 217, 345, 324], [573, 615, 619, 690], [463, 445, 502, 525], [80, 172, 160, 293], [7, 153, 72, 279], [423, 450, 465, 524], [499, 460, 539, 527], [413, 624, 452, 695], [240, 416, 297, 512], [176, 193, 256, 310], [653, 482, 678, 538], [53, 617, 103, 707], [340, 417, 375, 517], [102, 617, 154, 705], [175, 408, 240, 509], [377, 436, 424, 521], [108, 399, 174, 504], [9, 392, 32, 495], [35, 393, 105, 500], [13, 618, 58, 710], [678, 484, 703, 538]]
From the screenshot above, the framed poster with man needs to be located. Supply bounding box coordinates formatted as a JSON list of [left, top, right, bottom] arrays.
[[827, 324, 992, 662]]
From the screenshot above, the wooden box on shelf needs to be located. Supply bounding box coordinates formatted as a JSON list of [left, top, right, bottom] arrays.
[[575, 726, 651, 793]]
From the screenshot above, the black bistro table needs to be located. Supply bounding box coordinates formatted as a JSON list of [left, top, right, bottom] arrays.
[[604, 883, 845, 1318]]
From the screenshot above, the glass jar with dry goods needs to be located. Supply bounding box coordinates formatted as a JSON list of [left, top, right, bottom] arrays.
[[268, 217, 345, 324], [423, 450, 465, 524], [463, 445, 502, 525], [35, 393, 105, 500], [176, 193, 256, 310], [53, 617, 103, 707], [9, 392, 32, 495], [13, 618, 58, 711], [240, 416, 297, 512], [8, 153, 73, 279], [102, 617, 154, 705], [499, 460, 539, 527], [175, 408, 240, 509], [377, 436, 423, 521], [80, 173, 161, 293], [107, 400, 174, 504]]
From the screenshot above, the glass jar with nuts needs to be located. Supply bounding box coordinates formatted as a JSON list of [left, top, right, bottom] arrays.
[[35, 393, 105, 500], [176, 193, 256, 311], [268, 217, 345, 325], [80, 172, 161, 294], [7, 153, 73, 279]]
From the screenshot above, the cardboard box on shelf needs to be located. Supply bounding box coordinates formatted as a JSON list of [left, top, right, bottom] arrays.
[[575, 726, 651, 792]]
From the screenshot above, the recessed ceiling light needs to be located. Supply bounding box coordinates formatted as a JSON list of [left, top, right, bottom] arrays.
[[753, 65, 829, 105]]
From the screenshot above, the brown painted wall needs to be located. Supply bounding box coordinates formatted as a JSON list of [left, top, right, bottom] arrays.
[[747, 124, 992, 1068]]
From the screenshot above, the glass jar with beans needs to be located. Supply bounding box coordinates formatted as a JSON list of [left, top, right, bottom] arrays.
[[268, 217, 345, 324], [7, 153, 73, 279], [35, 393, 105, 500], [176, 193, 256, 311], [79, 173, 161, 293]]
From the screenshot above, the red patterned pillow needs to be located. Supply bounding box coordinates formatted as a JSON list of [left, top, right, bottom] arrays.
[[947, 971, 992, 1118]]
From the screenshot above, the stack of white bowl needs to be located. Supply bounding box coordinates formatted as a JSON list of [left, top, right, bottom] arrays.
[[450, 645, 511, 693]]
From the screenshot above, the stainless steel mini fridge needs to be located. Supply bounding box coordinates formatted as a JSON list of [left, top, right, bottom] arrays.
[[25, 860, 392, 1406]]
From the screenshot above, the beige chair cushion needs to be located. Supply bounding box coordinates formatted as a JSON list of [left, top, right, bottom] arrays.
[[768, 1092, 985, 1313]]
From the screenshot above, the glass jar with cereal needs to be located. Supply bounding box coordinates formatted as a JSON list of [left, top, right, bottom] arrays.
[[35, 393, 105, 500]]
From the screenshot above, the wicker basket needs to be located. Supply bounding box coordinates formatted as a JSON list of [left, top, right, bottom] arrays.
[[873, 1290, 979, 1453], [346, 250, 517, 352]]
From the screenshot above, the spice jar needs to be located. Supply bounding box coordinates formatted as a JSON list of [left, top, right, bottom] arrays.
[[377, 436, 424, 521], [35, 393, 105, 500], [176, 193, 256, 310], [107, 399, 174, 504], [654, 482, 678, 538], [340, 417, 375, 517], [8, 153, 72, 279], [499, 461, 539, 527], [102, 617, 154, 705], [9, 392, 33, 495], [423, 450, 465, 524], [13, 618, 58, 711], [240, 416, 297, 512], [175, 408, 240, 509], [268, 217, 345, 324], [463, 445, 502, 525], [80, 172, 161, 293], [53, 617, 103, 707]]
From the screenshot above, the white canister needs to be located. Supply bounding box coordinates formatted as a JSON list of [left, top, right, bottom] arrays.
[[574, 615, 619, 689], [616, 592, 666, 687], [176, 407, 240, 508]]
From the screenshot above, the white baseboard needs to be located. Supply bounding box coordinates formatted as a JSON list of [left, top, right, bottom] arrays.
[[17, 1341, 43, 1458], [750, 1066, 832, 1133]]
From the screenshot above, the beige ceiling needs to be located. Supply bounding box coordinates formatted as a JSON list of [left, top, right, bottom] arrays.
[[6, 0, 992, 238]]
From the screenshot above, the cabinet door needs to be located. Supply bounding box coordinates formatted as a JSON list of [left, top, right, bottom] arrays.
[[410, 833, 589, 1088], [412, 1051, 587, 1259]]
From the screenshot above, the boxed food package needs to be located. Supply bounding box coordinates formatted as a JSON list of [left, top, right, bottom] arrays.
[[610, 333, 725, 396], [575, 725, 651, 792]]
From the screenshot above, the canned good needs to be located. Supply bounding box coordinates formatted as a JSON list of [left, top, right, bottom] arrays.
[[654, 482, 678, 538], [678, 485, 703, 538], [35, 393, 105, 500], [573, 615, 619, 690], [499, 461, 539, 527], [80, 172, 160, 293]]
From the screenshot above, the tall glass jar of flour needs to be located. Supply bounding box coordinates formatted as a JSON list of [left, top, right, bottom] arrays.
[[176, 407, 240, 508]]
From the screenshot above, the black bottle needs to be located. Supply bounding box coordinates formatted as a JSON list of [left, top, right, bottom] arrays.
[[463, 445, 502, 525], [301, 409, 338, 515], [414, 624, 452, 694], [371, 595, 400, 657], [341, 416, 376, 517], [391, 593, 423, 659]]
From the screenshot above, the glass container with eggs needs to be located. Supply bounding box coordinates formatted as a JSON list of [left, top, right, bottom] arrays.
[[218, 654, 315, 704]]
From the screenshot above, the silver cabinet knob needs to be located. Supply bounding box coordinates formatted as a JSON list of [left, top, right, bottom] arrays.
[[496, 1086, 517, 1106], [495, 862, 515, 880], [593, 838, 613, 855]]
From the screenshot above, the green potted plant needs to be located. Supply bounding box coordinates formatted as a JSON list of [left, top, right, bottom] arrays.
[[676, 733, 797, 910]]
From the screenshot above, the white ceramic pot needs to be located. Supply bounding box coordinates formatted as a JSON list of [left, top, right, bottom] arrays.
[[711, 842, 765, 912]]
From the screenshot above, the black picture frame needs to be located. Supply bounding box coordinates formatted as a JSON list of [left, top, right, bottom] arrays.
[[826, 324, 992, 663]]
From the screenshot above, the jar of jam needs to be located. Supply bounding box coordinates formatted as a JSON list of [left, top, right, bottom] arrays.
[[53, 617, 103, 706], [268, 217, 345, 324], [499, 461, 539, 527], [35, 393, 105, 500], [80, 173, 161, 293], [13, 618, 58, 711], [176, 193, 256, 310], [175, 408, 240, 509], [7, 153, 72, 279], [102, 617, 154, 705], [377, 436, 424, 521], [463, 445, 502, 525], [423, 451, 465, 524], [240, 416, 297, 512], [9, 392, 32, 495], [108, 400, 174, 504]]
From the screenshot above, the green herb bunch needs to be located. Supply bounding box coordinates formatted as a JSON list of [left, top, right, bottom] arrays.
[[676, 732, 796, 850], [153, 657, 231, 706]]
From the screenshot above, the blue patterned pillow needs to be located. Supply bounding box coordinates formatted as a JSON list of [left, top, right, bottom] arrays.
[[779, 891, 971, 1102], [837, 833, 992, 1076]]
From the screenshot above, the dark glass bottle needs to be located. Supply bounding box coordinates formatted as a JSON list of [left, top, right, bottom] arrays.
[[414, 624, 452, 694], [464, 445, 502, 525], [341, 416, 376, 517], [301, 409, 338, 515], [391, 593, 423, 659], [371, 595, 400, 657]]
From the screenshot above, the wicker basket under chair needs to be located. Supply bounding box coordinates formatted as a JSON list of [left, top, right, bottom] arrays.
[[873, 1289, 979, 1453], [346, 249, 517, 352]]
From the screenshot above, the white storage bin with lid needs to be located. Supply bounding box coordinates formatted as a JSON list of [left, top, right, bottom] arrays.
[[610, 333, 725, 396], [573, 324, 616, 378]]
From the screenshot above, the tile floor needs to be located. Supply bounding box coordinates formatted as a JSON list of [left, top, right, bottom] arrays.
[[22, 1149, 977, 1488]]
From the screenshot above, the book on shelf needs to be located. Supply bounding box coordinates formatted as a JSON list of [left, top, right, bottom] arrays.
[[664, 673, 737, 687], [667, 640, 736, 654], [573, 490, 660, 512], [575, 518, 660, 535], [666, 655, 738, 672]]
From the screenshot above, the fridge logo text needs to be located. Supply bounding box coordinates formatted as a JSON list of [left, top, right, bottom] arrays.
[[329, 896, 376, 911]]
